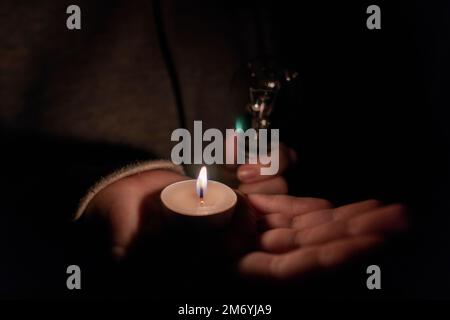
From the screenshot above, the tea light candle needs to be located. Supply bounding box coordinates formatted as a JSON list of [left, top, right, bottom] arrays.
[[160, 166, 237, 228]]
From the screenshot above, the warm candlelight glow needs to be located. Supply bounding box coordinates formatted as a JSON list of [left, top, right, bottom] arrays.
[[196, 166, 208, 204], [160, 165, 237, 226]]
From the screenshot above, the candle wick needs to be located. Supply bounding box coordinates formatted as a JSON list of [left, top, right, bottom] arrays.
[[199, 187, 204, 205]]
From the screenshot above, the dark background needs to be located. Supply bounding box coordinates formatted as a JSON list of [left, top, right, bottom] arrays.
[[1, 0, 448, 300]]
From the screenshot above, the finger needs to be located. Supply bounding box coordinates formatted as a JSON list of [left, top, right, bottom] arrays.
[[292, 199, 382, 230], [259, 213, 293, 229], [332, 199, 383, 220], [238, 176, 288, 195], [260, 209, 334, 230], [259, 199, 382, 230], [259, 228, 298, 253], [237, 146, 297, 183], [248, 194, 332, 216], [296, 204, 407, 247], [349, 203, 408, 235], [107, 201, 141, 260], [239, 235, 383, 280]]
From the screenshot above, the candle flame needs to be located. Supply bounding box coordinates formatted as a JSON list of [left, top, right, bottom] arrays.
[[196, 166, 208, 203]]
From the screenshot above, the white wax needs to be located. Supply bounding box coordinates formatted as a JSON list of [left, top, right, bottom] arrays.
[[160, 180, 237, 216]]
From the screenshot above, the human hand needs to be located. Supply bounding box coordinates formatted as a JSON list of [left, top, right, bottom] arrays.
[[237, 144, 297, 195], [84, 169, 187, 259], [238, 194, 408, 281]]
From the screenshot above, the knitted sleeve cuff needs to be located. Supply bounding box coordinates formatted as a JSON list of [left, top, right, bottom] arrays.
[[73, 160, 184, 220]]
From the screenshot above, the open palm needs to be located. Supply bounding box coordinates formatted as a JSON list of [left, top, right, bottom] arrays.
[[237, 194, 408, 280]]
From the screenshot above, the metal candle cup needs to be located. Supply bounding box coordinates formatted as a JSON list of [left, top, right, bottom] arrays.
[[160, 167, 237, 229]]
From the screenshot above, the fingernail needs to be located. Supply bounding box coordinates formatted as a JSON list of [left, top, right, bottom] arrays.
[[238, 166, 259, 181]]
